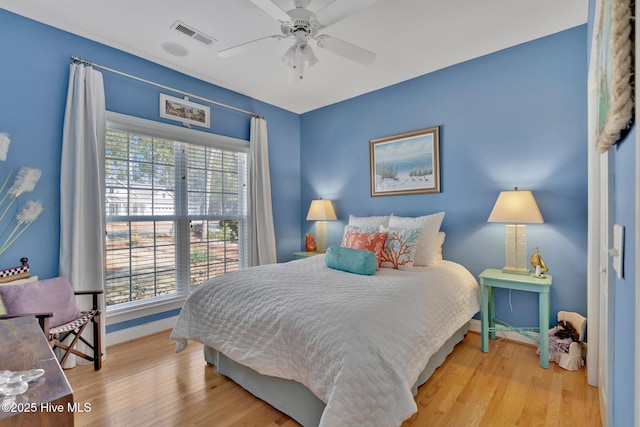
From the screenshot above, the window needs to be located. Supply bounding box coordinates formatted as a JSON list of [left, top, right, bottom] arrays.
[[105, 113, 249, 309]]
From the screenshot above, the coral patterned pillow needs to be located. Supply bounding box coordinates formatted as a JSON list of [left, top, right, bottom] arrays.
[[379, 226, 422, 271], [341, 224, 379, 240], [341, 231, 388, 267], [388, 212, 445, 266]]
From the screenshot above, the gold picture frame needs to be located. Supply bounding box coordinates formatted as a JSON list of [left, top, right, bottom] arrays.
[[369, 126, 440, 197]]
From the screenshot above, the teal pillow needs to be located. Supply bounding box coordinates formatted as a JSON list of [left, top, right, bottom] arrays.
[[324, 246, 377, 276]]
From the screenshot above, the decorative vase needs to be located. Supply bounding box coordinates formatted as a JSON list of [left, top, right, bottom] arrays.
[[305, 233, 317, 252]]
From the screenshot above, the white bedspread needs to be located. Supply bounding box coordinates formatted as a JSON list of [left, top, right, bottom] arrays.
[[171, 256, 480, 427]]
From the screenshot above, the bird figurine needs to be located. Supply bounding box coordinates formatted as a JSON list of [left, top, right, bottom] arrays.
[[530, 247, 548, 277], [305, 233, 317, 252]]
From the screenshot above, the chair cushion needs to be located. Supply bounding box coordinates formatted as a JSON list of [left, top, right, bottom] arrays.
[[0, 276, 38, 315], [0, 277, 82, 328]]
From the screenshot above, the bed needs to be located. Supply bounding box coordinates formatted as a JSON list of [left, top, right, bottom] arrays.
[[171, 252, 480, 426]]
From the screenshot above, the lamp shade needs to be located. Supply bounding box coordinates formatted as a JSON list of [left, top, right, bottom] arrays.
[[487, 189, 543, 224], [306, 199, 337, 221]]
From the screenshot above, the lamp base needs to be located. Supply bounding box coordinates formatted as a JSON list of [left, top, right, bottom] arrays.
[[501, 266, 531, 275], [503, 224, 529, 275], [315, 221, 328, 252]]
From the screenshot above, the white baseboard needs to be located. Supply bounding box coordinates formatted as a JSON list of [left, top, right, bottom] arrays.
[[468, 319, 538, 346], [106, 316, 177, 346]]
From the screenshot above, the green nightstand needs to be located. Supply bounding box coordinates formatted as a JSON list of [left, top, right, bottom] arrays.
[[479, 268, 552, 368], [292, 251, 323, 260]]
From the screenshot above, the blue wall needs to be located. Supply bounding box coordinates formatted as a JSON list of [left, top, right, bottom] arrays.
[[301, 26, 588, 328], [586, 0, 636, 423], [0, 9, 301, 275], [4, 11, 619, 418], [612, 127, 636, 427]]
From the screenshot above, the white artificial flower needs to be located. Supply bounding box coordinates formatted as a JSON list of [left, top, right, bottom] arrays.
[[7, 167, 42, 198], [0, 133, 10, 162], [0, 135, 44, 255], [16, 201, 43, 225]]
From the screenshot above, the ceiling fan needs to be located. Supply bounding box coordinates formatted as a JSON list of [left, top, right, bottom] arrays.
[[218, 0, 377, 79]]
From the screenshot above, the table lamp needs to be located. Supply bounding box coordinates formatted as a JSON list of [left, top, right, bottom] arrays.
[[306, 199, 337, 252], [487, 187, 543, 274]]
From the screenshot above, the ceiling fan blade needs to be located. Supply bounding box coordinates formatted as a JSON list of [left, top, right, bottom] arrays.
[[218, 35, 283, 57], [315, 35, 375, 65], [249, 0, 291, 22], [312, 0, 376, 28]]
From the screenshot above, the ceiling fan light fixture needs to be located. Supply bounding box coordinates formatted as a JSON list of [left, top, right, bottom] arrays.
[[281, 42, 317, 79], [298, 43, 318, 67], [287, 42, 318, 80], [281, 46, 296, 67], [231, 0, 378, 80]]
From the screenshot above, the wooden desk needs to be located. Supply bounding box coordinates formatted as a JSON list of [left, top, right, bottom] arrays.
[[0, 316, 74, 426]]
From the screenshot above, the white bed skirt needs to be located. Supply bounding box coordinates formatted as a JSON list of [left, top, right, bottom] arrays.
[[204, 322, 470, 427]]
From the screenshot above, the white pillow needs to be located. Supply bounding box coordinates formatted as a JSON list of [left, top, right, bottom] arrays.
[[348, 214, 392, 228], [435, 232, 446, 261], [388, 212, 445, 266]]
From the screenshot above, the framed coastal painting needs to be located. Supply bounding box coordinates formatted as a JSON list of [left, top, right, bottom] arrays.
[[160, 94, 210, 128], [369, 126, 440, 197], [592, 0, 633, 153]]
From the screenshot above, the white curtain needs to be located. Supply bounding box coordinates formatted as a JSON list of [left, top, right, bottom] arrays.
[[59, 63, 107, 365], [249, 116, 277, 266]]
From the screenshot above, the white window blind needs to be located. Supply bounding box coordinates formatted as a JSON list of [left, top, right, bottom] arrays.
[[105, 113, 249, 309]]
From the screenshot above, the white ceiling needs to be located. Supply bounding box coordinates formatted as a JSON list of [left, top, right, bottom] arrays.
[[2, 0, 587, 114]]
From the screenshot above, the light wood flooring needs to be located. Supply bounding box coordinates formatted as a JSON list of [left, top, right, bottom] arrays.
[[65, 330, 601, 426]]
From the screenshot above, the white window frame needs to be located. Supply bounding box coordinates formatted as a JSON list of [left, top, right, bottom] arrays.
[[104, 112, 250, 314]]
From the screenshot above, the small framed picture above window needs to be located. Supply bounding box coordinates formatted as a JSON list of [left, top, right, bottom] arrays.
[[160, 93, 210, 128]]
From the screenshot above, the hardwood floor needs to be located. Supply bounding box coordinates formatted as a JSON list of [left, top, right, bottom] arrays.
[[65, 330, 601, 426]]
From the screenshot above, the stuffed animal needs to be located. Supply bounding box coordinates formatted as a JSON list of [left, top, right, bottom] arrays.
[[538, 311, 586, 371], [554, 320, 580, 342]]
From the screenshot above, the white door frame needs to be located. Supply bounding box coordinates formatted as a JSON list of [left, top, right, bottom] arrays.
[[586, 129, 600, 386], [587, 136, 615, 426], [586, 1, 615, 422]]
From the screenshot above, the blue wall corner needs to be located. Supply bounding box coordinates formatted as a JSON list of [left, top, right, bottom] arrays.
[[300, 26, 588, 329]]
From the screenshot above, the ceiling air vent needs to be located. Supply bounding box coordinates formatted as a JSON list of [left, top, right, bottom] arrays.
[[170, 20, 216, 46]]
